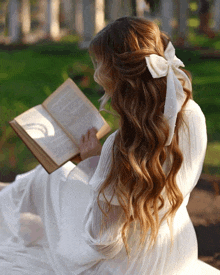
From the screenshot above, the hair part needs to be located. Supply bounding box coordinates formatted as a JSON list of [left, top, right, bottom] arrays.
[[89, 16, 193, 263]]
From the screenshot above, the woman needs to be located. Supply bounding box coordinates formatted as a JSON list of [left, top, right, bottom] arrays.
[[0, 16, 219, 274]]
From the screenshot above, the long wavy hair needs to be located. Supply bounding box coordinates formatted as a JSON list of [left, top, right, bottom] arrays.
[[89, 16, 193, 261]]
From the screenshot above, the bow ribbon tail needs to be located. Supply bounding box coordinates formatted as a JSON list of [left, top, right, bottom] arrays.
[[164, 68, 179, 146]]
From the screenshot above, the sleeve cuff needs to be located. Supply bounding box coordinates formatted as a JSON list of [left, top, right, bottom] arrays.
[[67, 156, 100, 185]]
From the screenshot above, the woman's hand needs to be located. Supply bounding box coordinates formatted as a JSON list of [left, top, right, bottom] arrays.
[[71, 127, 102, 164], [79, 127, 102, 161]]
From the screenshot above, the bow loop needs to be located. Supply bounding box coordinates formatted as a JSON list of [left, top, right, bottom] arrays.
[[145, 43, 184, 79], [171, 55, 185, 70], [145, 54, 168, 78], [164, 41, 175, 60]]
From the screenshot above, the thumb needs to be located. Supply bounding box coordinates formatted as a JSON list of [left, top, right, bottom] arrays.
[[90, 127, 98, 134]]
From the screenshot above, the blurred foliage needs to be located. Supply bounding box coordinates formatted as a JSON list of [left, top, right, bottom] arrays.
[[189, 2, 199, 12]]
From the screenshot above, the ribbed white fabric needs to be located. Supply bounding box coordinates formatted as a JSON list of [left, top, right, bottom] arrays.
[[0, 99, 219, 274]]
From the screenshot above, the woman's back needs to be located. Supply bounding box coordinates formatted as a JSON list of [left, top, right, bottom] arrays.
[[80, 98, 208, 274]]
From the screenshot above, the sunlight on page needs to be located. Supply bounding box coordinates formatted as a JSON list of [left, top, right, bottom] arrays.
[[15, 105, 78, 165], [25, 116, 55, 138]]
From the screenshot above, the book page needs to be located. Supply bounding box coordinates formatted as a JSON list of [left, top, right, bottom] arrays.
[[14, 105, 79, 166], [43, 80, 106, 144]]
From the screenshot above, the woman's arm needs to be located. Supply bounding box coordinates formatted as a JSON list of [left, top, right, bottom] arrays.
[[81, 130, 125, 261], [177, 105, 208, 198], [82, 192, 125, 260]]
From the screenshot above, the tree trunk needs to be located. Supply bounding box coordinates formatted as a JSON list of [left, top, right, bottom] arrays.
[[176, 0, 189, 47], [21, 0, 31, 36], [8, 0, 21, 43], [95, 0, 105, 33], [36, 0, 47, 32], [46, 0, 60, 40], [75, 0, 83, 35], [61, 0, 74, 30], [105, 0, 111, 21], [82, 0, 94, 43], [80, 0, 105, 48], [122, 0, 132, 16], [213, 0, 220, 32], [160, 0, 174, 39], [1, 0, 9, 37], [109, 0, 123, 21]]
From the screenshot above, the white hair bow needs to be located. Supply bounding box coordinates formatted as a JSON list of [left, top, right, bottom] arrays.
[[145, 41, 192, 146]]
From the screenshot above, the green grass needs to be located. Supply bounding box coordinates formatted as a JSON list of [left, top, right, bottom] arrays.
[[0, 32, 219, 179]]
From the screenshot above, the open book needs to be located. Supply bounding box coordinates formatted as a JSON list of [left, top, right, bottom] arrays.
[[9, 78, 111, 174]]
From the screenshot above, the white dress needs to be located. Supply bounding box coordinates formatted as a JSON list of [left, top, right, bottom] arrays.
[[0, 99, 219, 275]]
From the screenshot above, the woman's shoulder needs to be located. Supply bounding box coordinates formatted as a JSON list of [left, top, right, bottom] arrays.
[[184, 99, 203, 113], [181, 99, 207, 141], [183, 99, 206, 121]]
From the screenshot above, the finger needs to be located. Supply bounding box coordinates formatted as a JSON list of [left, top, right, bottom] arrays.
[[84, 130, 90, 142], [90, 127, 98, 137], [91, 127, 98, 133], [80, 135, 85, 145], [85, 128, 94, 141]]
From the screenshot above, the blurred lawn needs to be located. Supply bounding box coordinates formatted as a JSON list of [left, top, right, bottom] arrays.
[[0, 32, 219, 179]]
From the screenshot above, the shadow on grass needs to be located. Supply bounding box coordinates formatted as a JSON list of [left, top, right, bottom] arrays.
[[188, 172, 220, 257], [0, 168, 20, 183], [195, 224, 220, 257]]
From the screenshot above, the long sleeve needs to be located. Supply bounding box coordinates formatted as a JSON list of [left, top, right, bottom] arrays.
[[82, 195, 125, 259], [82, 129, 126, 260], [176, 100, 208, 198], [87, 129, 120, 205]]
